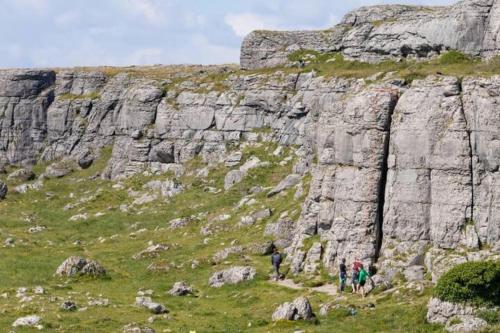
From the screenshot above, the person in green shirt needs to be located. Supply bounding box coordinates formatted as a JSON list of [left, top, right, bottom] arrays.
[[358, 265, 370, 298]]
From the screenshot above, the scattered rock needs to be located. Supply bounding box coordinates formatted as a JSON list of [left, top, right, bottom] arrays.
[[61, 300, 77, 311], [144, 179, 184, 198], [4, 237, 15, 247], [7, 168, 35, 182], [123, 323, 156, 333], [133, 244, 169, 259], [272, 296, 315, 321], [168, 281, 193, 296], [225, 151, 243, 167], [445, 315, 488, 333], [209, 266, 256, 288], [44, 159, 76, 178], [168, 217, 190, 230], [267, 174, 301, 197], [12, 315, 42, 329], [28, 225, 47, 233], [55, 256, 106, 277], [147, 261, 171, 272], [224, 170, 245, 190], [212, 246, 244, 264], [135, 296, 169, 314], [69, 213, 88, 222], [404, 265, 425, 282]]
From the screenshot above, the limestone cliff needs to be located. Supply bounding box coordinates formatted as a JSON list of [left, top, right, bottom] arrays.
[[241, 0, 500, 69], [1, 0, 500, 283]]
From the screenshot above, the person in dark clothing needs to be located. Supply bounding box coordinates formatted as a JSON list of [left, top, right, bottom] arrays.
[[271, 248, 283, 281], [339, 258, 347, 293]]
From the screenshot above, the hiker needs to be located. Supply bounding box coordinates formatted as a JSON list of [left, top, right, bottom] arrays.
[[271, 248, 283, 281], [339, 258, 347, 293], [351, 258, 362, 293], [358, 264, 370, 298]]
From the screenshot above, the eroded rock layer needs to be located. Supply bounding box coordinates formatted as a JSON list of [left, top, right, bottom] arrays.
[[241, 0, 500, 69]]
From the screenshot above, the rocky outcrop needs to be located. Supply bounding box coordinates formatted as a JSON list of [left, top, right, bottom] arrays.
[[1, 54, 500, 282], [427, 298, 488, 332], [55, 256, 106, 277], [208, 266, 256, 287], [272, 296, 315, 321], [241, 0, 500, 69]]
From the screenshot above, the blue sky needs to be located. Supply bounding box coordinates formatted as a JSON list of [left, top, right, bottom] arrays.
[[0, 0, 455, 68]]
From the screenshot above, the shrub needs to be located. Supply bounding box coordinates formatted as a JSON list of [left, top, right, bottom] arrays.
[[438, 50, 472, 65], [433, 261, 500, 306], [477, 309, 500, 325]]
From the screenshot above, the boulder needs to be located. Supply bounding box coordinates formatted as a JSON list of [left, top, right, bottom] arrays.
[[267, 174, 301, 197], [12, 315, 42, 329], [208, 266, 256, 288], [144, 180, 183, 198], [135, 296, 168, 314], [133, 244, 169, 259], [168, 281, 193, 296], [60, 301, 77, 311], [272, 296, 315, 321], [7, 168, 35, 182], [427, 297, 477, 326], [55, 256, 106, 277], [123, 323, 156, 333], [212, 246, 244, 264], [45, 159, 76, 178], [404, 265, 425, 282], [224, 170, 245, 190], [445, 315, 488, 333]]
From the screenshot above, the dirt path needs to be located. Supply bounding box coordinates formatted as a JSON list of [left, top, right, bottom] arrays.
[[271, 279, 338, 296]]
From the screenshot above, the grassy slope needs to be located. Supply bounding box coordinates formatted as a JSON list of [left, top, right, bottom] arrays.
[[0, 142, 450, 332]]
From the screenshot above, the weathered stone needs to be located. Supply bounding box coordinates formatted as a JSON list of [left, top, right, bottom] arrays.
[[55, 256, 106, 277], [60, 301, 77, 311], [272, 296, 315, 321], [7, 168, 35, 182], [133, 244, 169, 259], [241, 1, 500, 69], [135, 296, 168, 314], [123, 323, 156, 333], [208, 266, 256, 287], [168, 281, 193, 296], [267, 174, 302, 197], [12, 315, 42, 329]]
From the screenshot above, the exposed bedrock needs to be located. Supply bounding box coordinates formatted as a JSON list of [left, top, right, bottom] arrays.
[[241, 0, 500, 69], [0, 67, 499, 278]]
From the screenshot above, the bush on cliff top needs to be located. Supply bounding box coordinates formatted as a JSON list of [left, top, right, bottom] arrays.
[[434, 261, 500, 306]]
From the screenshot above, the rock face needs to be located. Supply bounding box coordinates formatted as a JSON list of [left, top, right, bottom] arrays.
[[241, 0, 500, 69], [208, 266, 256, 287], [1, 26, 500, 282], [427, 297, 488, 332]]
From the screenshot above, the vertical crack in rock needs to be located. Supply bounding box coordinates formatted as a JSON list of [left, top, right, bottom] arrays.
[[374, 92, 399, 262], [458, 80, 478, 247]]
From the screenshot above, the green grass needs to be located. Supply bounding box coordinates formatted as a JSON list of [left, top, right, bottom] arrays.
[[59, 92, 101, 101], [284, 50, 500, 81], [0, 143, 452, 332]]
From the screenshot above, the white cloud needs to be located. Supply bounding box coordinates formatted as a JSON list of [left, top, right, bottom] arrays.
[[121, 0, 166, 26], [55, 10, 81, 28], [224, 13, 278, 38]]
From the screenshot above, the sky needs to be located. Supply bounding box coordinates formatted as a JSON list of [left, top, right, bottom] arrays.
[[0, 0, 456, 68]]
